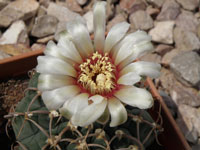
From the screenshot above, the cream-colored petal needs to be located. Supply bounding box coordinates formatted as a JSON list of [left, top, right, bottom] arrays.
[[120, 61, 161, 78], [44, 40, 78, 66], [114, 85, 153, 109], [57, 33, 83, 64], [71, 99, 107, 127], [67, 16, 93, 58], [104, 22, 130, 53], [59, 93, 89, 119], [118, 41, 154, 70], [112, 31, 152, 66], [108, 97, 127, 127], [111, 31, 151, 60], [89, 95, 104, 104], [97, 107, 109, 124], [93, 1, 106, 52], [44, 40, 62, 58], [42, 85, 80, 110], [36, 56, 77, 77], [117, 72, 141, 85], [38, 74, 76, 91]]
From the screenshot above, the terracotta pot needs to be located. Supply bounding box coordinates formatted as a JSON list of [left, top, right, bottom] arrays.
[[0, 49, 44, 79], [0, 50, 191, 150]]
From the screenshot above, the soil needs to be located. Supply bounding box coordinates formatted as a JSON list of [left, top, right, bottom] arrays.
[[0, 75, 29, 149]]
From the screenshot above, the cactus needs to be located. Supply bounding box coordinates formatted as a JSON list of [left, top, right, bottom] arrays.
[[6, 72, 163, 150]]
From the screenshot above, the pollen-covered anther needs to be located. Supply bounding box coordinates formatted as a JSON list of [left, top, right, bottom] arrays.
[[78, 52, 116, 95]]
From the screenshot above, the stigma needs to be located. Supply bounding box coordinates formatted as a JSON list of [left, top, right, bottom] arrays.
[[78, 51, 116, 95]]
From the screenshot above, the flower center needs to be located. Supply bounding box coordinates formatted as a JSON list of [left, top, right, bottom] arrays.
[[78, 52, 116, 95]]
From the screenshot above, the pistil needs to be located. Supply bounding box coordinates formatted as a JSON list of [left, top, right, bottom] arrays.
[[78, 52, 116, 95]]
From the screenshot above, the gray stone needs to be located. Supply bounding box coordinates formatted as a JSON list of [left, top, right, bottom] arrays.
[[129, 10, 154, 30], [176, 0, 199, 11], [0, 20, 29, 45], [147, 0, 164, 8], [31, 15, 58, 38], [0, 0, 39, 27], [161, 49, 181, 66], [47, 2, 80, 22], [83, 10, 93, 34], [76, 0, 87, 5], [192, 142, 200, 150], [175, 10, 199, 33], [156, 0, 180, 21], [149, 21, 175, 44], [170, 51, 200, 88], [170, 83, 200, 107], [0, 50, 10, 60], [106, 14, 126, 31], [174, 27, 200, 51], [177, 104, 200, 143]]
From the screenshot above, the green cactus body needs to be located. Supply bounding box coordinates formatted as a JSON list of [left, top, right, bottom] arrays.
[[10, 73, 162, 150]]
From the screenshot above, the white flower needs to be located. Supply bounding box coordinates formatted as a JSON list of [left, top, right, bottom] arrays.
[[36, 1, 161, 127]]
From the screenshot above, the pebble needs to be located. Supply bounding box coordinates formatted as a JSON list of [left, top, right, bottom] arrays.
[[176, 0, 199, 11], [129, 10, 154, 30], [47, 2, 80, 22], [156, 0, 180, 21], [76, 0, 87, 6], [159, 90, 177, 117], [149, 21, 175, 44], [119, 0, 146, 14], [37, 6, 47, 17], [0, 0, 39, 27], [37, 35, 54, 44], [106, 14, 126, 31], [161, 49, 181, 66], [0, 50, 10, 60], [0, 20, 29, 45], [54, 21, 67, 41], [31, 15, 58, 38], [175, 10, 199, 33], [83, 10, 93, 34], [146, 0, 164, 8], [0, 0, 8, 10], [31, 43, 45, 51], [0, 44, 31, 56], [177, 104, 200, 143], [170, 83, 200, 107], [106, 0, 115, 20], [140, 53, 161, 64], [155, 44, 174, 56], [170, 51, 200, 88], [173, 27, 200, 51], [61, 0, 82, 13], [146, 6, 160, 16]]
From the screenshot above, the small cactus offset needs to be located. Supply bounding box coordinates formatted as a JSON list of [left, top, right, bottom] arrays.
[[5, 72, 163, 150]]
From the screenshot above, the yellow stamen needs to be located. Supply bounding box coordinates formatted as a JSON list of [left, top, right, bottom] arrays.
[[78, 52, 116, 94]]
